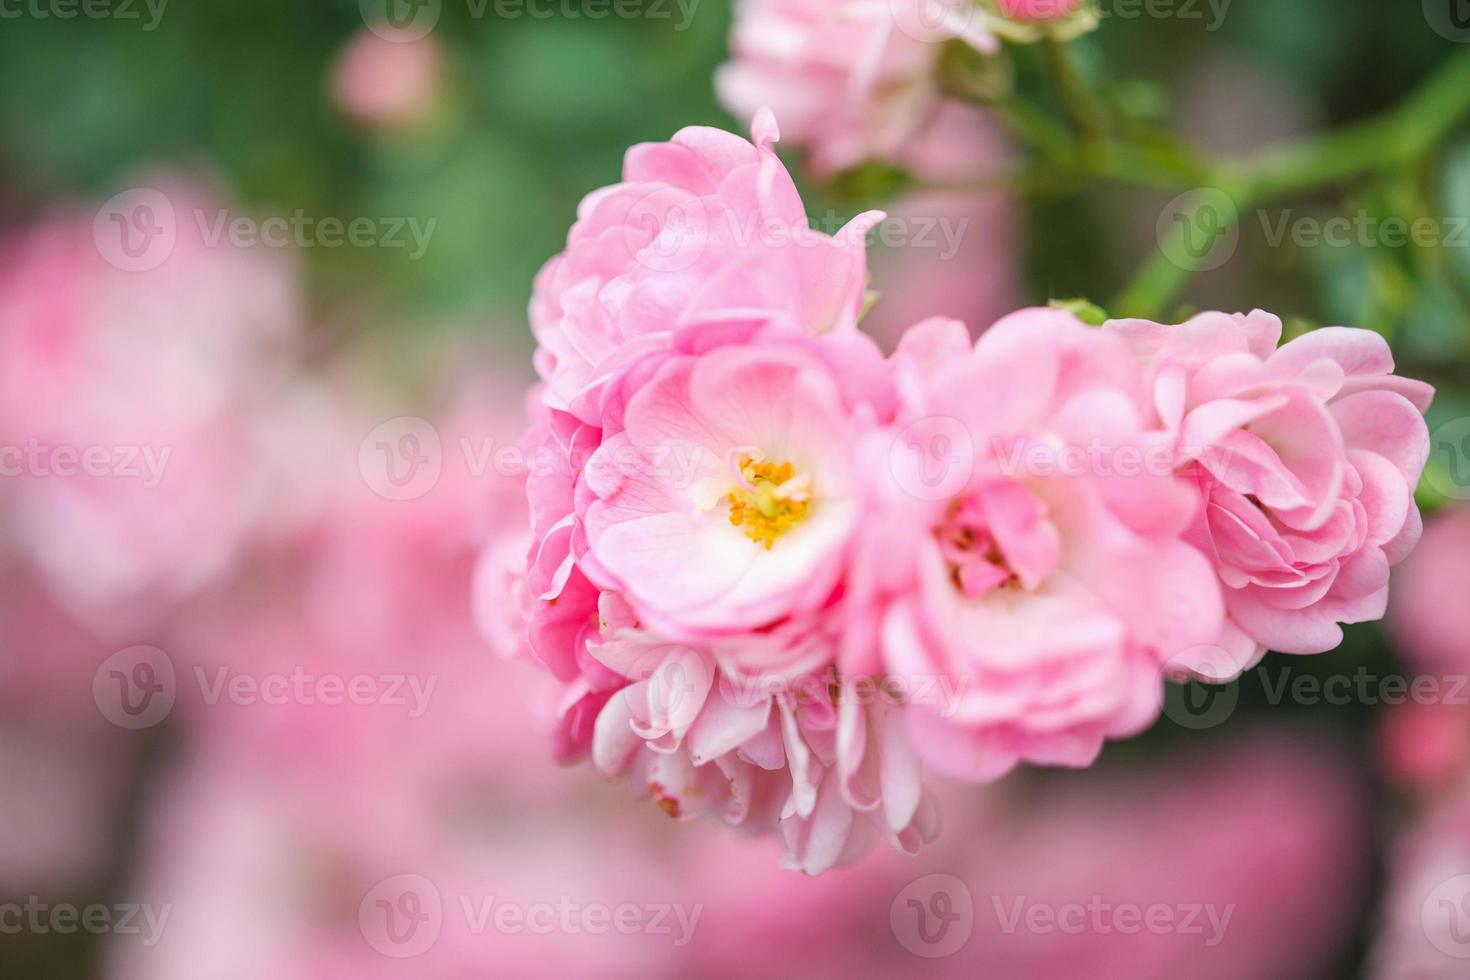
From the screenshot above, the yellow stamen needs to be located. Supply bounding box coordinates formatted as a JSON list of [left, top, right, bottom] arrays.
[[724, 455, 812, 549]]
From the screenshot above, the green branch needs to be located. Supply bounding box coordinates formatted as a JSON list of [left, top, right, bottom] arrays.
[[1115, 46, 1470, 318]]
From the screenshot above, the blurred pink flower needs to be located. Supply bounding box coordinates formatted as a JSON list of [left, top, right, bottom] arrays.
[[110, 723, 1364, 979], [1380, 508, 1470, 796], [1390, 506, 1470, 676], [677, 730, 1364, 979], [1108, 313, 1434, 673], [0, 181, 303, 636], [1379, 699, 1470, 796], [1369, 790, 1470, 978], [168, 360, 532, 782], [0, 722, 129, 896], [717, 0, 997, 176], [862, 104, 1021, 349], [331, 27, 444, 127]]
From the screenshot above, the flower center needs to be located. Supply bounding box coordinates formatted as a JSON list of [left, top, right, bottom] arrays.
[[725, 452, 812, 550], [936, 497, 1017, 598]]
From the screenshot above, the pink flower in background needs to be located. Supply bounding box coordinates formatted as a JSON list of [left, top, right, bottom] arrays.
[[0, 182, 303, 636], [717, 0, 998, 176], [331, 26, 444, 127], [864, 311, 1223, 781], [0, 722, 129, 897], [996, 0, 1086, 21], [110, 722, 1365, 979], [698, 729, 1360, 980], [170, 360, 531, 779], [530, 110, 878, 429], [1379, 508, 1470, 795], [1368, 790, 1470, 978], [861, 104, 1020, 349], [1389, 507, 1470, 676], [1108, 312, 1434, 674]]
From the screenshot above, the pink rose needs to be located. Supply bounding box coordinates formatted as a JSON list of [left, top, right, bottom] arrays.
[[717, 0, 998, 176], [1108, 312, 1434, 672], [530, 110, 878, 428], [866, 311, 1224, 781], [583, 335, 886, 638], [583, 592, 938, 875]]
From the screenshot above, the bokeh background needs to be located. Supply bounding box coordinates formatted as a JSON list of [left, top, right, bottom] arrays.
[[1, 1, 1470, 977]]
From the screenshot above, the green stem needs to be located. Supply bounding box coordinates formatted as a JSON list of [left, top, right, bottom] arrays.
[[1114, 46, 1470, 318], [1040, 38, 1108, 150]]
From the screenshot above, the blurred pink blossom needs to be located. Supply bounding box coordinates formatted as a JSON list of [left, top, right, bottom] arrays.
[[0, 181, 303, 637], [331, 27, 445, 128], [1369, 790, 1470, 978], [717, 0, 998, 176], [1389, 506, 1470, 676]]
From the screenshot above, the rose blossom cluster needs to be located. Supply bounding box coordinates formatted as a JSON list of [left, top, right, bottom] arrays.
[[502, 112, 1434, 872]]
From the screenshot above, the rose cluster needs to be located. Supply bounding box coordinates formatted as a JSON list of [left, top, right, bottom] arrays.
[[497, 112, 1434, 873]]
